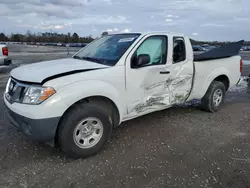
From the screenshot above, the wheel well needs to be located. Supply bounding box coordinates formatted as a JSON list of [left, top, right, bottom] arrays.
[[213, 75, 230, 90], [65, 96, 120, 126], [54, 96, 120, 147]]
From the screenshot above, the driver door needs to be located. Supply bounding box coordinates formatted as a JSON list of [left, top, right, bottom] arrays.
[[124, 35, 171, 119]]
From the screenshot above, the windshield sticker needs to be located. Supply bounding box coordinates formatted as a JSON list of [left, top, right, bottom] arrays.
[[118, 38, 135, 43]]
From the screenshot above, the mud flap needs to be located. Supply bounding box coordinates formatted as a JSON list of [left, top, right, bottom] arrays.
[[236, 77, 244, 86], [236, 76, 250, 86]]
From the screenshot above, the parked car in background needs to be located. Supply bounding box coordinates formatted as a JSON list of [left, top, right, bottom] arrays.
[[241, 46, 250, 51], [0, 44, 11, 66], [66, 43, 80, 47], [208, 46, 217, 50], [65, 43, 88, 47], [201, 44, 209, 48], [193, 45, 220, 52], [47, 43, 58, 46], [192, 45, 207, 52]]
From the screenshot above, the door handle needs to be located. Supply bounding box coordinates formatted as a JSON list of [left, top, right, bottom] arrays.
[[159, 71, 170, 74]]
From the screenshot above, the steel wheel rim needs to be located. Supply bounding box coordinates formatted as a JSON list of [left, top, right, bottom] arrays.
[[213, 89, 223, 106], [73, 117, 104, 149]]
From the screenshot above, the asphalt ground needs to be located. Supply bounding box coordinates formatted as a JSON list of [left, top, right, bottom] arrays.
[[0, 45, 250, 188]]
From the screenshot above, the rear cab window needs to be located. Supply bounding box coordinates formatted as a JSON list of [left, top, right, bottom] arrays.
[[173, 37, 186, 63]]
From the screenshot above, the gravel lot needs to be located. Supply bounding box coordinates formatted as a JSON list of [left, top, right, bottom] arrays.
[[0, 45, 250, 188], [8, 44, 80, 65]]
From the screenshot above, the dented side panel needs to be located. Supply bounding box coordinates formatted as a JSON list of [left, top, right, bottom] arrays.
[[123, 34, 194, 121], [168, 70, 193, 104], [126, 65, 171, 118], [168, 36, 194, 105], [125, 62, 194, 120]]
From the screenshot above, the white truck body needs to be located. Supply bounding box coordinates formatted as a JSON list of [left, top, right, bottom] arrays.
[[4, 32, 242, 157]]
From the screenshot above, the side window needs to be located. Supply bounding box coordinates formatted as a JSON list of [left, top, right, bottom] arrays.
[[173, 37, 186, 63], [132, 36, 167, 67]]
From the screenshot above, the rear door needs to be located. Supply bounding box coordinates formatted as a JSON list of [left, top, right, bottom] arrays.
[[167, 36, 194, 104]]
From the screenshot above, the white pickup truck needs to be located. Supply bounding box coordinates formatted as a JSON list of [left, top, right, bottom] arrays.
[[4, 32, 243, 158], [0, 44, 11, 66]]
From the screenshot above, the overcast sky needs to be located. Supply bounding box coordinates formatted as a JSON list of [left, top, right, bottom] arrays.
[[0, 0, 249, 41]]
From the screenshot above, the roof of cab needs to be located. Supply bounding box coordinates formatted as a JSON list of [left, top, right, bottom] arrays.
[[109, 31, 185, 37]]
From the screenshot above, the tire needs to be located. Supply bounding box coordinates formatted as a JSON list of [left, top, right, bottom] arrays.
[[200, 81, 226, 113], [57, 99, 113, 158]]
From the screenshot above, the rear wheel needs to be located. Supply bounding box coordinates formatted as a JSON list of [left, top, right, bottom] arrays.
[[200, 81, 226, 112], [57, 100, 113, 158]]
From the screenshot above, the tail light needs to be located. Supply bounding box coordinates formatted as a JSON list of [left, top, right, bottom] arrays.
[[2, 47, 8, 56], [240, 59, 243, 73]]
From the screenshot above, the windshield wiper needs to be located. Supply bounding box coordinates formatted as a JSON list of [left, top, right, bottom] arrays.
[[81, 56, 102, 63], [73, 55, 82, 60], [73, 55, 107, 65]]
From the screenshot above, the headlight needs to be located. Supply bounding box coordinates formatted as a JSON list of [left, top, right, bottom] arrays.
[[22, 86, 56, 104]]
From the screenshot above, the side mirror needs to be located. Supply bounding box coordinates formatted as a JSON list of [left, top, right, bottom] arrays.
[[131, 54, 150, 68]]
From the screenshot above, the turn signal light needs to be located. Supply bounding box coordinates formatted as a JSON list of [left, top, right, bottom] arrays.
[[39, 87, 56, 101]]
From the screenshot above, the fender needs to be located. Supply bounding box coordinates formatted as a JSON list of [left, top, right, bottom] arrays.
[[53, 80, 126, 124], [189, 67, 230, 100], [202, 67, 229, 94]]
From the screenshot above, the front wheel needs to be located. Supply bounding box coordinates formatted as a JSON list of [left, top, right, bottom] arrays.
[[57, 100, 113, 158], [200, 81, 226, 112]]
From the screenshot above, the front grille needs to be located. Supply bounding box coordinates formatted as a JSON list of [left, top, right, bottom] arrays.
[[5, 78, 28, 104]]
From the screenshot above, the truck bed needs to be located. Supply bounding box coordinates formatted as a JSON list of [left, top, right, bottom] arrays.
[[188, 55, 242, 100]]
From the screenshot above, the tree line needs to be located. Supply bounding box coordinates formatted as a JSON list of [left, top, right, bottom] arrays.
[[0, 31, 249, 45], [0, 31, 95, 44]]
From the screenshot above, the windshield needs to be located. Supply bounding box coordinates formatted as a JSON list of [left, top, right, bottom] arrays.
[[73, 33, 141, 66]]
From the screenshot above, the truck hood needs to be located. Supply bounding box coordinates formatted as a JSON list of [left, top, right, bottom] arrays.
[[10, 58, 109, 84]]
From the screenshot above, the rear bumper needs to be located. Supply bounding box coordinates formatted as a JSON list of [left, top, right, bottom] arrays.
[[5, 102, 60, 142], [4, 58, 12, 66], [0, 57, 11, 65]]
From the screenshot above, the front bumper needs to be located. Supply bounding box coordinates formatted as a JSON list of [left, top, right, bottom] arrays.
[[5, 103, 60, 142]]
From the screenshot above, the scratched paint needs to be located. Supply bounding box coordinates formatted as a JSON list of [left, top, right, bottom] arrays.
[[145, 75, 193, 91], [169, 75, 193, 104], [134, 94, 169, 113], [130, 75, 193, 115], [125, 69, 193, 120], [170, 91, 190, 104], [170, 75, 193, 88], [145, 80, 166, 90], [126, 48, 194, 118]]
